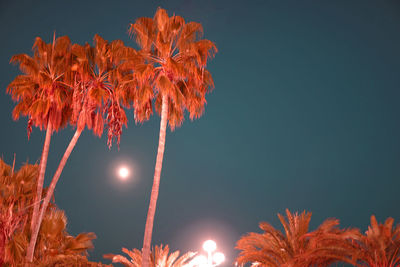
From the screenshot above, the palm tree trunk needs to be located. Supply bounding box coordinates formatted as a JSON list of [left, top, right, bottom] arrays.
[[26, 128, 82, 262], [0, 231, 5, 266], [27, 120, 52, 260], [30, 120, 52, 231], [142, 95, 168, 267]]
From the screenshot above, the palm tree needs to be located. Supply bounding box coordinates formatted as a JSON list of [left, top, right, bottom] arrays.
[[104, 244, 196, 267], [0, 158, 103, 267], [129, 8, 217, 266], [7, 34, 73, 251], [351, 215, 400, 267], [236, 209, 359, 267], [27, 34, 129, 262], [0, 158, 37, 266]]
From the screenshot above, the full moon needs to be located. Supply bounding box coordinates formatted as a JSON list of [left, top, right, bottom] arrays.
[[117, 166, 130, 180]]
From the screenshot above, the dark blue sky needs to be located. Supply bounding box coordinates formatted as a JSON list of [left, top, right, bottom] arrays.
[[1, 0, 400, 266]]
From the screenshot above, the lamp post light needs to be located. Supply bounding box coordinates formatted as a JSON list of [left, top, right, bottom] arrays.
[[190, 240, 225, 267]]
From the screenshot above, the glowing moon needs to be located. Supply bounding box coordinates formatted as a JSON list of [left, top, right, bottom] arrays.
[[117, 166, 130, 180]]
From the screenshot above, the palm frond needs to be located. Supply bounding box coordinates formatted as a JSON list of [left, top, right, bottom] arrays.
[[10, 54, 39, 76], [129, 17, 155, 51], [352, 215, 400, 266], [104, 244, 195, 267], [177, 22, 203, 50], [154, 7, 169, 32]]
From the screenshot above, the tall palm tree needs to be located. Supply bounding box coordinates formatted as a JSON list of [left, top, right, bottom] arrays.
[[104, 244, 196, 267], [352, 215, 400, 267], [236, 209, 359, 267], [7, 34, 73, 262], [7, 34, 73, 237], [27, 34, 129, 262], [129, 8, 217, 266]]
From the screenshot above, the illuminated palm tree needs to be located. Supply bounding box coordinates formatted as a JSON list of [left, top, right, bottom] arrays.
[[6, 34, 73, 261], [352, 215, 400, 267], [27, 34, 129, 262], [70, 34, 131, 148], [129, 8, 217, 266], [0, 158, 103, 266], [104, 244, 195, 267], [236, 209, 359, 267], [0, 158, 37, 266]]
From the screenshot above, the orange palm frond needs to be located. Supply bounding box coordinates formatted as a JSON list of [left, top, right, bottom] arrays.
[[129, 17, 155, 51], [104, 244, 195, 267], [154, 7, 169, 32], [351, 215, 400, 267], [10, 54, 39, 76], [177, 22, 203, 48]]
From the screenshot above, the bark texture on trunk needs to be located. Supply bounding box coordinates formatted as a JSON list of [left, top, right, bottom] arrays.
[[27, 120, 52, 261], [0, 231, 5, 266], [26, 129, 82, 262], [142, 95, 168, 267]]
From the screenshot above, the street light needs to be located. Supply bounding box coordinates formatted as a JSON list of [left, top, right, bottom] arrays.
[[190, 240, 225, 267]]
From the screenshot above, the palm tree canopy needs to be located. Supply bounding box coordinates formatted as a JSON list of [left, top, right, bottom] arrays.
[[104, 244, 196, 267], [129, 7, 217, 130], [236, 209, 359, 267], [71, 34, 130, 148], [0, 158, 100, 266], [352, 215, 400, 267], [7, 35, 73, 138]]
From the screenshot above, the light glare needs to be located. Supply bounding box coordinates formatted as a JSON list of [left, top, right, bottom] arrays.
[[203, 240, 216, 253], [192, 255, 207, 266], [213, 252, 225, 264], [118, 166, 129, 179]]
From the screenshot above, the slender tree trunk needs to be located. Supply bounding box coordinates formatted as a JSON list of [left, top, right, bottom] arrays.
[[27, 120, 52, 260], [142, 95, 168, 267], [30, 120, 52, 231], [26, 128, 82, 262]]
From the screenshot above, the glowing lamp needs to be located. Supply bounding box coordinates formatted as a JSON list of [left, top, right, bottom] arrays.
[[203, 240, 217, 252]]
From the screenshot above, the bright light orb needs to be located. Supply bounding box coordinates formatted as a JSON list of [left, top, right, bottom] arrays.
[[203, 240, 217, 253], [117, 166, 130, 180], [213, 252, 225, 265]]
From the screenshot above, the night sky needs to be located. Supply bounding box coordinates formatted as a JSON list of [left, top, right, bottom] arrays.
[[1, 1, 400, 266]]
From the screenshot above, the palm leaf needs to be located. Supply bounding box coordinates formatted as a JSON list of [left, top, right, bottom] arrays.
[[10, 54, 39, 76], [104, 244, 195, 267], [129, 17, 155, 51]]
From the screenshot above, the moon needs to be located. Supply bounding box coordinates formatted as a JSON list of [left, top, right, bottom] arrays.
[[117, 166, 130, 180]]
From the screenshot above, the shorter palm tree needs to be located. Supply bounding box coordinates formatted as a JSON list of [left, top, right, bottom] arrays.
[[0, 158, 37, 266], [352, 215, 400, 267], [0, 158, 104, 266], [236, 209, 359, 267], [104, 244, 196, 267]]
